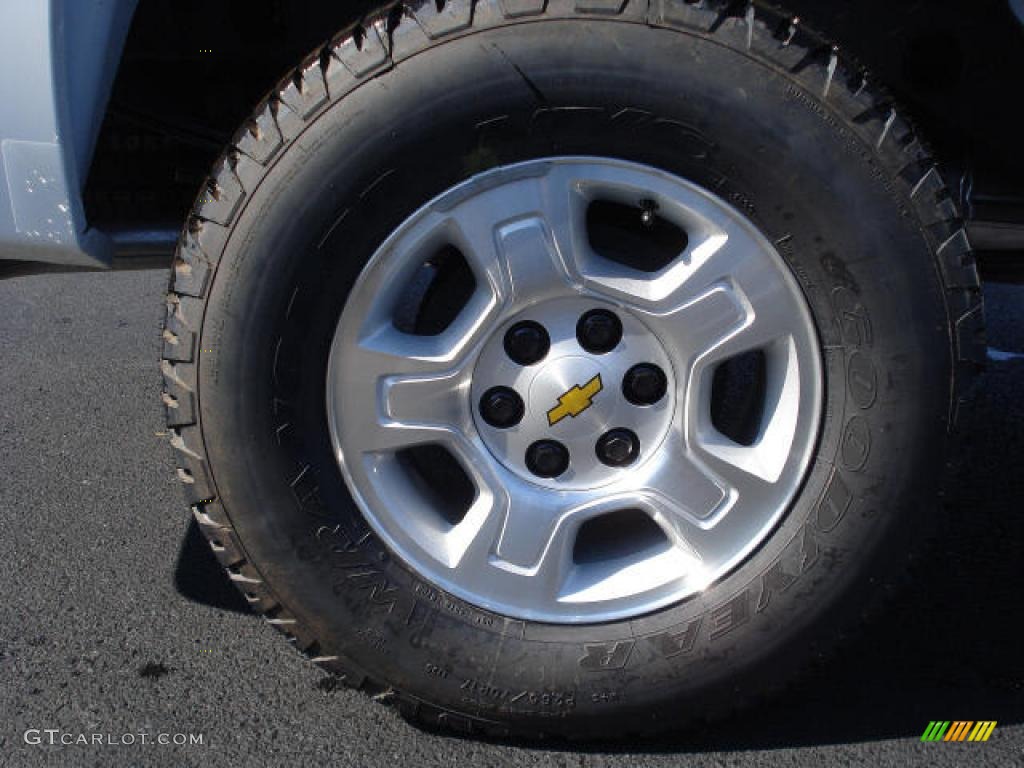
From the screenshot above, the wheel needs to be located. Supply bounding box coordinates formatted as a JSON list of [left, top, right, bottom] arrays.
[[162, 0, 984, 739]]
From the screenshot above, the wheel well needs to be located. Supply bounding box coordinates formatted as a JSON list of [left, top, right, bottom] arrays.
[[84, 0, 1024, 239], [84, 0, 382, 233]]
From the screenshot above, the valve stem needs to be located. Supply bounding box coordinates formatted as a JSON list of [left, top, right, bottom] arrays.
[[639, 199, 658, 227]]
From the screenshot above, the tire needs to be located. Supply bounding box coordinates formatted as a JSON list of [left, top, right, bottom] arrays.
[[162, 0, 984, 739]]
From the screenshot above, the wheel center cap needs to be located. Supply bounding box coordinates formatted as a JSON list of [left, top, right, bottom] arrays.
[[471, 297, 677, 491], [531, 357, 611, 438]]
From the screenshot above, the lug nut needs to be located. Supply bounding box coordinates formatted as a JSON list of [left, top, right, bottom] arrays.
[[623, 363, 668, 406], [479, 386, 524, 429], [526, 440, 570, 478], [595, 428, 640, 468], [503, 321, 550, 366], [576, 309, 623, 354]]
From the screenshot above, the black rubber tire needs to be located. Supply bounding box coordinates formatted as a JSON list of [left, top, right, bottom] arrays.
[[161, 0, 985, 740]]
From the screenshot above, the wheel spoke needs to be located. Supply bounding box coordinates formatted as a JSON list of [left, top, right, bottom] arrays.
[[657, 221, 769, 310], [579, 226, 730, 307], [491, 477, 568, 572], [639, 432, 729, 524], [430, 461, 507, 574], [563, 163, 749, 310], [448, 469, 578, 603], [692, 334, 811, 485], [369, 371, 469, 452], [702, 281, 795, 365], [591, 197, 799, 361], [447, 171, 582, 309], [691, 434, 777, 506], [347, 332, 461, 379], [330, 332, 475, 454], [383, 370, 468, 430], [644, 281, 801, 485], [643, 283, 750, 364]]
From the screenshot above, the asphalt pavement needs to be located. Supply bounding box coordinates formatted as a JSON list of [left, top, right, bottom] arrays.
[[0, 270, 1021, 767]]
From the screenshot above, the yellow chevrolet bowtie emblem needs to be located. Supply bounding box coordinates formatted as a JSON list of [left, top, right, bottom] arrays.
[[547, 374, 603, 426]]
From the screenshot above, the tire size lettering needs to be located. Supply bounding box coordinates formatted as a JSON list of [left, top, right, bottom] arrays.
[[514, 690, 576, 711], [424, 662, 449, 680], [354, 626, 387, 652], [460, 678, 511, 702], [413, 582, 496, 628], [459, 678, 577, 712]]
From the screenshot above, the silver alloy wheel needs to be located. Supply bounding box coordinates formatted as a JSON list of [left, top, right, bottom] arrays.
[[326, 157, 823, 623]]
